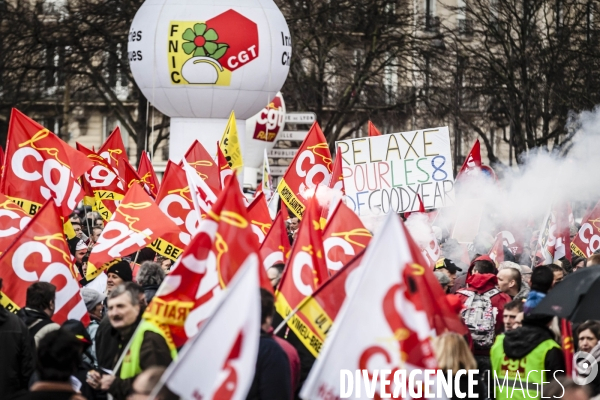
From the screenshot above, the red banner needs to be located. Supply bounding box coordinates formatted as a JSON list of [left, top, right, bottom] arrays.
[[277, 122, 332, 219], [183, 175, 272, 338], [259, 207, 291, 270], [275, 197, 329, 319], [572, 200, 600, 257], [456, 139, 481, 181], [322, 201, 371, 275], [86, 184, 181, 279], [2, 109, 92, 217], [247, 192, 272, 245], [137, 151, 160, 198], [98, 127, 128, 177], [368, 121, 381, 137], [0, 193, 32, 253], [184, 140, 221, 195], [489, 233, 505, 265], [77, 142, 125, 221], [0, 201, 89, 326], [287, 251, 365, 356], [155, 161, 198, 249]]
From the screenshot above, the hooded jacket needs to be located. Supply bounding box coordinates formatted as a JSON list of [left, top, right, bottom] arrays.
[[17, 307, 60, 347], [456, 255, 511, 353], [0, 306, 34, 399], [501, 324, 565, 375]]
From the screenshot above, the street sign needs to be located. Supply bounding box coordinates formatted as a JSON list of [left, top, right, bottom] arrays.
[[267, 149, 297, 158], [285, 112, 316, 124], [270, 166, 288, 176], [276, 130, 309, 141]]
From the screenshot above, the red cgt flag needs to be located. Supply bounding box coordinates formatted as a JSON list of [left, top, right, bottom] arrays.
[[184, 140, 221, 196], [259, 207, 291, 271], [98, 126, 128, 177], [2, 109, 93, 217], [275, 197, 329, 321], [456, 139, 482, 182], [282, 250, 365, 357], [205, 174, 271, 290], [181, 174, 272, 340], [86, 184, 181, 280], [277, 122, 332, 219], [561, 319, 574, 376], [76, 142, 125, 221], [247, 192, 272, 245], [572, 199, 600, 257], [137, 151, 160, 198], [0, 200, 89, 325], [142, 224, 216, 348], [489, 232, 505, 265], [322, 200, 371, 276], [0, 193, 32, 254], [368, 120, 382, 137], [155, 161, 198, 250]]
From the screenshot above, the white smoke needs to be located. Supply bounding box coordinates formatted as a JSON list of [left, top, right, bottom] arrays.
[[405, 213, 435, 249], [434, 106, 600, 258]]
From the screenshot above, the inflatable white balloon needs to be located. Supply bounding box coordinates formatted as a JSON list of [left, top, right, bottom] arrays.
[[244, 92, 285, 168], [128, 0, 291, 161]]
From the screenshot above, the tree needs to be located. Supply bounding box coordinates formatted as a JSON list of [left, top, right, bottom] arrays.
[[0, 0, 169, 162], [426, 0, 600, 165], [276, 0, 418, 148]]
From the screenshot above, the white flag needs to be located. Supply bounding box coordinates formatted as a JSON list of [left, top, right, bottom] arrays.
[[300, 213, 440, 400], [152, 253, 261, 400], [262, 149, 274, 202]]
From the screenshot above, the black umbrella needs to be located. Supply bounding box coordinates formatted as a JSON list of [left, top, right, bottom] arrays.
[[531, 267, 600, 322]]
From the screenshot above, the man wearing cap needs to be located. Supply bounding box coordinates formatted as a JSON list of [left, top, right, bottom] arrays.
[[81, 288, 106, 368], [107, 260, 133, 296], [434, 258, 462, 290]]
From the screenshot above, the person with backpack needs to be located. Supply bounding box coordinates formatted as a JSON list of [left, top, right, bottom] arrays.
[[17, 282, 60, 347], [456, 255, 511, 374]]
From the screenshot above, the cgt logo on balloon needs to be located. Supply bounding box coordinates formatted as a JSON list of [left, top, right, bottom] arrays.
[[167, 10, 259, 86]]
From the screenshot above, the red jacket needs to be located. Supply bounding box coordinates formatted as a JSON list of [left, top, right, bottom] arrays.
[[456, 256, 511, 355]]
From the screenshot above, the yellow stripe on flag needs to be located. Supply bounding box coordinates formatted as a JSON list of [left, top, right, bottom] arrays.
[[277, 178, 306, 219], [6, 196, 43, 216], [275, 292, 328, 357], [148, 238, 184, 262], [0, 291, 21, 314]]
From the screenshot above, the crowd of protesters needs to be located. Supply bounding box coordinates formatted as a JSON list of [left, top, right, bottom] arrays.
[[0, 205, 599, 400]]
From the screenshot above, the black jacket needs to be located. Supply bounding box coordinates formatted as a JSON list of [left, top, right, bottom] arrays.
[[246, 331, 292, 400], [0, 306, 34, 400], [502, 324, 565, 375], [142, 284, 160, 304]]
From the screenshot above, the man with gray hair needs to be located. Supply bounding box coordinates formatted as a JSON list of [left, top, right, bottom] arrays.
[[88, 284, 175, 400], [136, 262, 165, 304]]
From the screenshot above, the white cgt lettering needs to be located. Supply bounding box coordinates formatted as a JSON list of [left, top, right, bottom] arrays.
[[323, 236, 354, 272], [578, 223, 600, 256], [0, 210, 30, 238], [11, 241, 86, 319], [93, 221, 153, 258], [263, 251, 284, 271], [296, 149, 331, 199], [292, 251, 314, 296], [12, 147, 81, 208]]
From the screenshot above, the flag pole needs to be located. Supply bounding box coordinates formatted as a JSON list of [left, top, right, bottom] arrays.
[[273, 294, 312, 335]]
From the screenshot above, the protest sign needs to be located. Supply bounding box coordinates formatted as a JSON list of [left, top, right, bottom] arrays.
[[336, 127, 455, 217]]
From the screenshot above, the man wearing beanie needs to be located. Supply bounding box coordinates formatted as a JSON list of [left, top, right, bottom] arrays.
[[81, 288, 105, 368], [490, 313, 565, 400], [106, 260, 133, 296]]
